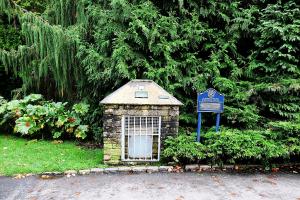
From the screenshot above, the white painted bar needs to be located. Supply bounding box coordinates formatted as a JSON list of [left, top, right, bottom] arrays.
[[122, 116, 161, 161], [121, 116, 125, 160]]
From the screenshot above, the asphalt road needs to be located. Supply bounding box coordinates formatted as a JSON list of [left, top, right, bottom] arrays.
[[0, 172, 299, 200]]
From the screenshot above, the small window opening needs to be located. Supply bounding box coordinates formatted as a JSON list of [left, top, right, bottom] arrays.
[[159, 95, 169, 99], [135, 91, 148, 98]]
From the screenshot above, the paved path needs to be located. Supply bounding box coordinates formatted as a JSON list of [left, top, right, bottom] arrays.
[[0, 172, 299, 200]]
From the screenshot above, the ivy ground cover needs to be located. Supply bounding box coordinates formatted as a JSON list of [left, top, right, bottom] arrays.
[[0, 134, 104, 176]]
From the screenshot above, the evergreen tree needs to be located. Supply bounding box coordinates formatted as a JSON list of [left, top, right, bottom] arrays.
[[0, 0, 299, 129]]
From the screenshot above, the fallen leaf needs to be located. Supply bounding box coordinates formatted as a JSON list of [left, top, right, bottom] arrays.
[[211, 175, 224, 186], [40, 175, 51, 179], [272, 168, 279, 172], [229, 192, 237, 197], [259, 193, 267, 198], [175, 195, 184, 200], [263, 179, 277, 185], [52, 140, 63, 144], [13, 174, 25, 179], [75, 192, 81, 196]]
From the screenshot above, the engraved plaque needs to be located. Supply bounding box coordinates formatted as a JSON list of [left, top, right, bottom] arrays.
[[197, 88, 224, 113], [200, 102, 221, 111]]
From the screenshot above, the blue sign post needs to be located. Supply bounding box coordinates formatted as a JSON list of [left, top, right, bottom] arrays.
[[197, 88, 224, 142]]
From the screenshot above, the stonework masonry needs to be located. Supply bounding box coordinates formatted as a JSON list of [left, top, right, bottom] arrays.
[[103, 105, 180, 165]]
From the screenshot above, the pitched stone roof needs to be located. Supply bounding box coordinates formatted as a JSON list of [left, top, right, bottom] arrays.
[[100, 79, 183, 106]]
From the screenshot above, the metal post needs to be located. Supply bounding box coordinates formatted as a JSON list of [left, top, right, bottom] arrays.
[[216, 113, 221, 132], [197, 112, 202, 142]]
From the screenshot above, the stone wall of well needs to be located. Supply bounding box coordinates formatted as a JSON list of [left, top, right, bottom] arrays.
[[103, 105, 180, 165]]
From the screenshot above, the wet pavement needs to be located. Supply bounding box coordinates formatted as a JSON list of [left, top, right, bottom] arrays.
[[0, 172, 299, 200]]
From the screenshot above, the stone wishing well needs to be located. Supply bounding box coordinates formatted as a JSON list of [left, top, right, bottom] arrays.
[[100, 79, 183, 164]]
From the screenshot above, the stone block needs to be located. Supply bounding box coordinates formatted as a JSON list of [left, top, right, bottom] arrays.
[[159, 166, 173, 172], [146, 166, 159, 173], [64, 170, 77, 175], [78, 169, 90, 175], [42, 171, 63, 176], [104, 143, 113, 149], [104, 155, 111, 161], [224, 165, 234, 169], [110, 155, 121, 161], [132, 166, 147, 173], [90, 168, 104, 174], [199, 165, 211, 171], [185, 164, 199, 171], [108, 148, 121, 156], [118, 166, 132, 172], [108, 161, 121, 165], [105, 108, 114, 113], [151, 106, 159, 110], [104, 167, 119, 173]]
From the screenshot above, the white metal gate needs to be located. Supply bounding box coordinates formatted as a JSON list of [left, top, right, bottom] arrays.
[[122, 116, 161, 161]]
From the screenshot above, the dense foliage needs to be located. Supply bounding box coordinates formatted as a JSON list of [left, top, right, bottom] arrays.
[[163, 125, 300, 166], [0, 94, 90, 139], [0, 0, 299, 128]]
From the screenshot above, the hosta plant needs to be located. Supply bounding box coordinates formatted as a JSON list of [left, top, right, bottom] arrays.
[[0, 94, 89, 140]]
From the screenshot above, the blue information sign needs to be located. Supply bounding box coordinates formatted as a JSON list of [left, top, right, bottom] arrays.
[[197, 88, 224, 142]]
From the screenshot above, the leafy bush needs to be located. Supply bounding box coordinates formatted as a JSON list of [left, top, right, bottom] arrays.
[[0, 94, 90, 140], [163, 128, 298, 166], [81, 106, 103, 144], [204, 130, 288, 166], [269, 120, 300, 137], [268, 119, 300, 156], [163, 132, 206, 164]]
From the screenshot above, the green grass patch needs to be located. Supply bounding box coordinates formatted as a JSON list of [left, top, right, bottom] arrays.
[[0, 134, 104, 176]]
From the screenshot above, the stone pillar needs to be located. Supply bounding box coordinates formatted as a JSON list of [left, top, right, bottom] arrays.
[[103, 105, 122, 165]]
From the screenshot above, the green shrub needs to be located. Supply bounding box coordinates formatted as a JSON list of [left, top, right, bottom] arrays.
[[204, 130, 288, 166], [163, 132, 206, 164], [81, 106, 103, 144], [269, 120, 300, 138], [268, 120, 300, 156], [0, 94, 90, 140], [163, 128, 294, 166]]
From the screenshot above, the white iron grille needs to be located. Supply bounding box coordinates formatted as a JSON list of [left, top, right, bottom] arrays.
[[122, 116, 161, 161]]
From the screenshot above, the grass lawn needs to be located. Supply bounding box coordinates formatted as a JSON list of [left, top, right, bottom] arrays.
[[0, 134, 104, 176]]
